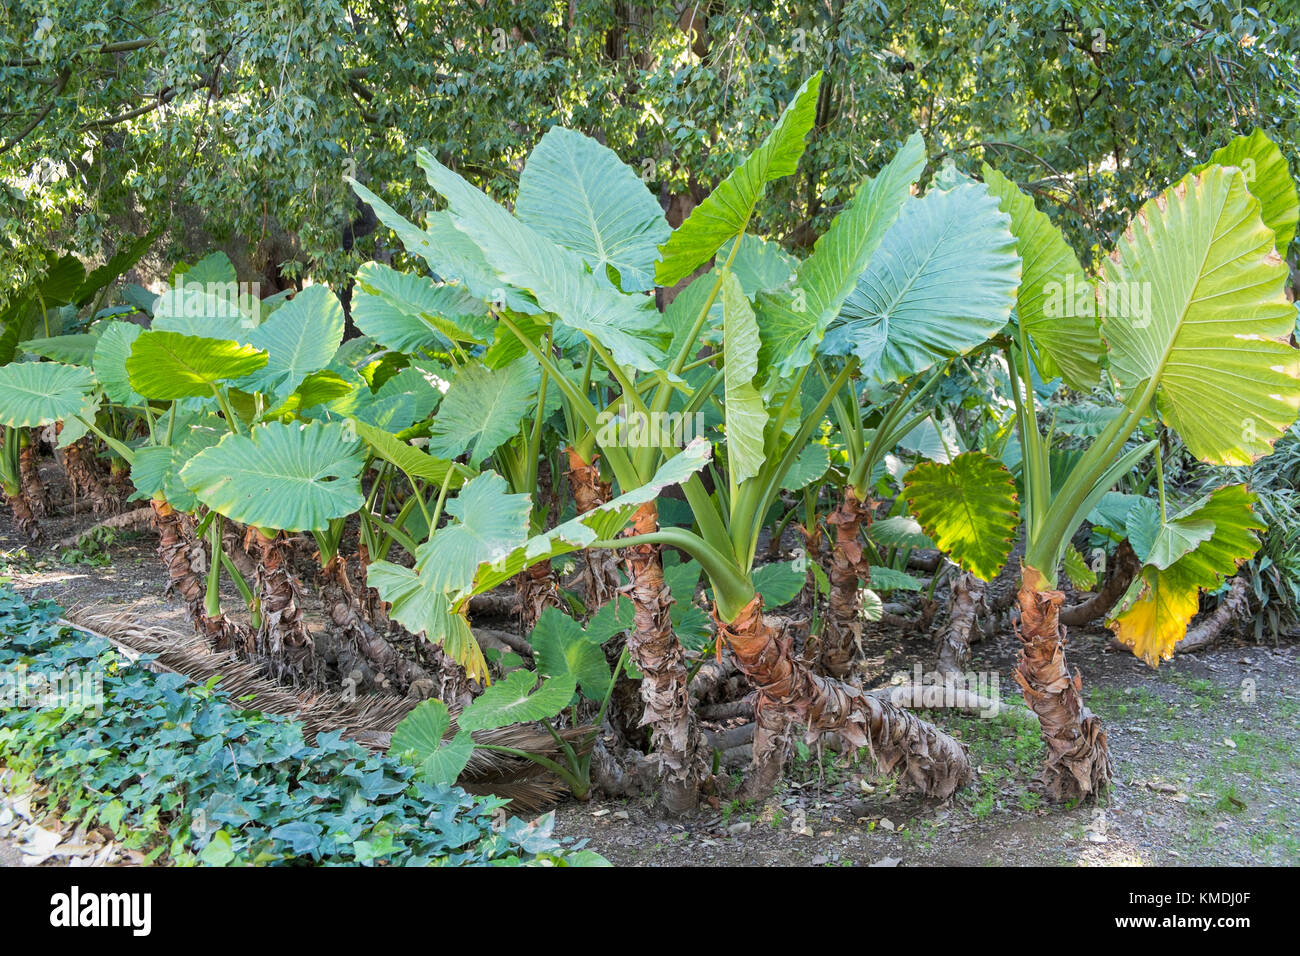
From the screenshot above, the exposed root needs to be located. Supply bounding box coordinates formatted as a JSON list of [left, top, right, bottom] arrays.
[[57, 505, 154, 549]]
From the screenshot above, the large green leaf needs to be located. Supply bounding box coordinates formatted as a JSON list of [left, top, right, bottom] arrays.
[[0, 362, 96, 427], [126, 331, 267, 399], [902, 450, 1019, 581], [1102, 165, 1300, 465], [388, 699, 474, 785], [352, 262, 493, 351], [529, 606, 614, 702], [241, 286, 345, 401], [516, 127, 670, 293], [19, 333, 99, 367], [415, 149, 666, 374], [427, 359, 537, 468], [1191, 129, 1299, 255], [983, 165, 1103, 389], [758, 132, 926, 375], [415, 471, 534, 595], [128, 413, 226, 510], [826, 182, 1020, 383], [457, 669, 576, 733], [179, 421, 364, 531], [92, 321, 144, 405], [721, 273, 766, 484], [654, 74, 821, 287], [723, 233, 798, 295], [1124, 498, 1215, 570]]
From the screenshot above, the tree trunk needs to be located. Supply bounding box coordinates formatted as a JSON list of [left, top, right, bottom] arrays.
[[1059, 541, 1140, 627], [17, 434, 51, 516], [514, 560, 563, 631], [1014, 565, 1111, 801], [818, 489, 872, 677], [621, 500, 707, 813], [936, 567, 985, 677], [716, 594, 971, 799], [63, 437, 114, 514], [246, 528, 315, 683], [4, 486, 40, 541], [321, 555, 433, 696], [150, 499, 245, 650], [566, 446, 622, 606]]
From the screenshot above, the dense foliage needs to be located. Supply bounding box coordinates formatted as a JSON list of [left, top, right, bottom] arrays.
[[0, 585, 602, 865], [4, 1, 1300, 298]]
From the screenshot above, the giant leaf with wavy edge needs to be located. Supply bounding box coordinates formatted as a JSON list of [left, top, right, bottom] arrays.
[[902, 450, 1019, 581], [92, 321, 143, 405], [427, 359, 537, 469], [0, 362, 95, 427], [352, 262, 492, 352], [983, 165, 1103, 390], [457, 669, 577, 733], [1101, 166, 1300, 465], [516, 126, 670, 293], [179, 421, 364, 532], [758, 132, 925, 376], [1108, 484, 1264, 666], [655, 74, 821, 287], [415, 149, 665, 374], [825, 182, 1020, 384], [388, 699, 475, 785], [721, 273, 765, 484], [126, 331, 267, 400], [1191, 130, 1298, 255], [240, 285, 345, 402]]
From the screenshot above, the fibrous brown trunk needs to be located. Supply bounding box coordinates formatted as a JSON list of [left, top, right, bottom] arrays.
[[716, 594, 971, 800], [4, 486, 40, 541], [150, 499, 245, 650], [566, 446, 622, 606], [1014, 565, 1110, 801], [322, 555, 433, 697], [64, 438, 114, 514], [18, 436, 51, 516], [1060, 541, 1140, 627], [936, 568, 986, 677], [819, 490, 872, 678], [246, 528, 315, 683], [621, 500, 706, 813], [515, 560, 564, 632]]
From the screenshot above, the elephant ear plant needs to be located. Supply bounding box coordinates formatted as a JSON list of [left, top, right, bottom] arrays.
[[906, 133, 1300, 801]]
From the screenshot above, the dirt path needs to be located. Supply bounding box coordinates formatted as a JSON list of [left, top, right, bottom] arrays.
[[4, 460, 1297, 866]]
